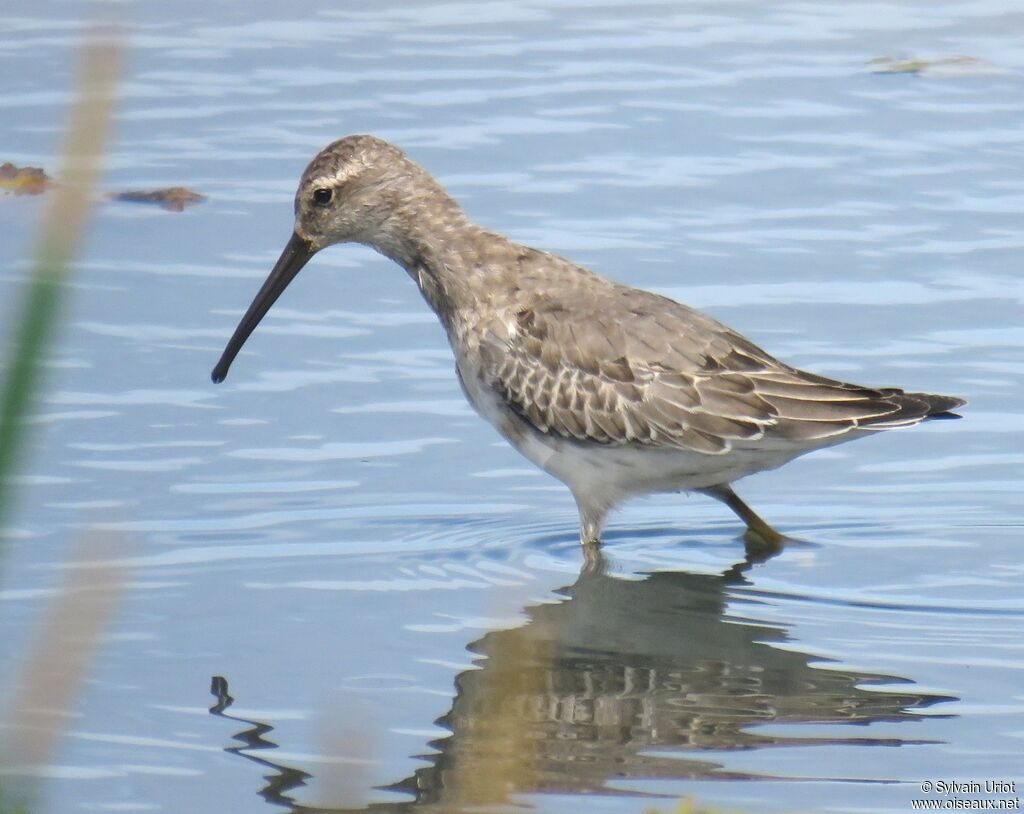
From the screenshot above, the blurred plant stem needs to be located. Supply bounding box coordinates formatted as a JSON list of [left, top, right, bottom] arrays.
[[646, 800, 746, 814], [0, 29, 120, 547], [0, 27, 122, 814], [1, 535, 127, 812]]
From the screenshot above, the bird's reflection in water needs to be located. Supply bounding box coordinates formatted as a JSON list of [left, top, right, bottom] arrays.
[[211, 546, 955, 812]]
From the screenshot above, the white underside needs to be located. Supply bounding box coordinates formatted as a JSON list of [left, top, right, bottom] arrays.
[[456, 357, 829, 539]]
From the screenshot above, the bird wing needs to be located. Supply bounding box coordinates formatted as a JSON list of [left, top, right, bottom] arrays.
[[476, 285, 942, 455]]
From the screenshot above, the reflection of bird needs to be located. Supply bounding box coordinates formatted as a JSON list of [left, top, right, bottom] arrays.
[[395, 551, 953, 804], [210, 551, 954, 812], [212, 135, 964, 547]]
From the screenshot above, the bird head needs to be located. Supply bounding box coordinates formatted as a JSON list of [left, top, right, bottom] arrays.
[[211, 135, 458, 383]]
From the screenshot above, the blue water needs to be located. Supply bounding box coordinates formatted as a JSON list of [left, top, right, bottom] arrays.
[[1, 2, 1022, 812]]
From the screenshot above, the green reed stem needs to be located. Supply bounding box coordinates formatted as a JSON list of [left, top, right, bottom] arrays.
[[0, 34, 119, 549], [0, 269, 64, 533]]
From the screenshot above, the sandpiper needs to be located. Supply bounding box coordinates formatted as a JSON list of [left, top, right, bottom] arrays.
[[213, 135, 964, 548]]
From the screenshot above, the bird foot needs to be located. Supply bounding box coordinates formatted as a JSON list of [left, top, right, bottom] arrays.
[[738, 527, 790, 568], [744, 520, 787, 548]]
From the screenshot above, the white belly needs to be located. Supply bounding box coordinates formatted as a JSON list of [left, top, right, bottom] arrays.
[[455, 355, 795, 511]]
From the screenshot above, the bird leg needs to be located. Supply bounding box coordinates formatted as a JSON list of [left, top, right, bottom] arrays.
[[576, 496, 608, 546], [701, 484, 786, 550], [579, 516, 603, 546]]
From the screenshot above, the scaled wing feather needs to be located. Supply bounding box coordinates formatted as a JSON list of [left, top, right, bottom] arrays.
[[477, 283, 946, 455]]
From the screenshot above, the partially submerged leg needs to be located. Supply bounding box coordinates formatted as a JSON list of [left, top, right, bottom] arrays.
[[578, 511, 604, 546], [701, 484, 786, 550], [574, 492, 609, 546]]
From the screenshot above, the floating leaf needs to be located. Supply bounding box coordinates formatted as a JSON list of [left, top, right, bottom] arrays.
[[0, 163, 51, 196], [868, 55, 1005, 78], [109, 185, 206, 211]]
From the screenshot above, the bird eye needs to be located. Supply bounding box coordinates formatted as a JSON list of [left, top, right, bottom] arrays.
[[312, 187, 333, 206]]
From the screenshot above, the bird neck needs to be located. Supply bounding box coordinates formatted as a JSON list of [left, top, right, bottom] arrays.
[[369, 203, 497, 326]]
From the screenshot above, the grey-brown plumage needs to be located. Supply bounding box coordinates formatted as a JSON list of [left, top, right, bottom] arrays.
[[481, 283, 961, 450], [212, 134, 964, 549]]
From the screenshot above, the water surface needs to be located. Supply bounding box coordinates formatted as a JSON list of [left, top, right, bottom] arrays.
[[1, 2, 1022, 812]]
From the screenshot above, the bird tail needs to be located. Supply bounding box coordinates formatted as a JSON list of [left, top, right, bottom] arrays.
[[862, 389, 966, 429]]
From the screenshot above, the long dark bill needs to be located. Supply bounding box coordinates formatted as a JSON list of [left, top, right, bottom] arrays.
[[211, 231, 316, 383]]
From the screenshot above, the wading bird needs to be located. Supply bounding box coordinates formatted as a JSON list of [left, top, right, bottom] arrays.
[[213, 135, 964, 549]]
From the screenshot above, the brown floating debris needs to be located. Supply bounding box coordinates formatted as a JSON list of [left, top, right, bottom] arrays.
[[868, 55, 1005, 78], [109, 186, 206, 212], [0, 162, 51, 195], [2, 166, 207, 212]]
